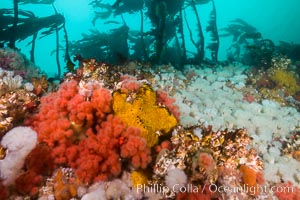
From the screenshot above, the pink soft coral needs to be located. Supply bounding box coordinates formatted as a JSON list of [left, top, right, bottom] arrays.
[[156, 89, 180, 121], [120, 74, 141, 93], [72, 115, 151, 184]]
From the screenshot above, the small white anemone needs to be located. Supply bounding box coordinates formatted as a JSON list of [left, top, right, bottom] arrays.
[[3, 74, 23, 90], [24, 82, 34, 91]]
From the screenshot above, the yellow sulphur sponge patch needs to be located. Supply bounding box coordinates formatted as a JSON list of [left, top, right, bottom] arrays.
[[112, 84, 177, 147], [130, 170, 148, 188]]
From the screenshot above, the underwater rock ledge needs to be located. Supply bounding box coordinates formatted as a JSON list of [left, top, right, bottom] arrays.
[[0, 55, 299, 199]]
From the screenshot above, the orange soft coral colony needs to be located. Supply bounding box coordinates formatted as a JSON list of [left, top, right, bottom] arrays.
[[26, 80, 113, 165], [73, 115, 151, 184], [112, 84, 178, 147], [239, 164, 264, 196], [52, 169, 81, 200]]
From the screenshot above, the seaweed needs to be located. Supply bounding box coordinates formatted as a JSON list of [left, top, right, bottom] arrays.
[[206, 0, 219, 62], [277, 41, 300, 61], [70, 26, 129, 64], [0, 0, 68, 78], [220, 18, 263, 63], [220, 18, 262, 44], [243, 39, 275, 69], [71, 0, 220, 69], [0, 9, 64, 45], [185, 0, 206, 64]]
